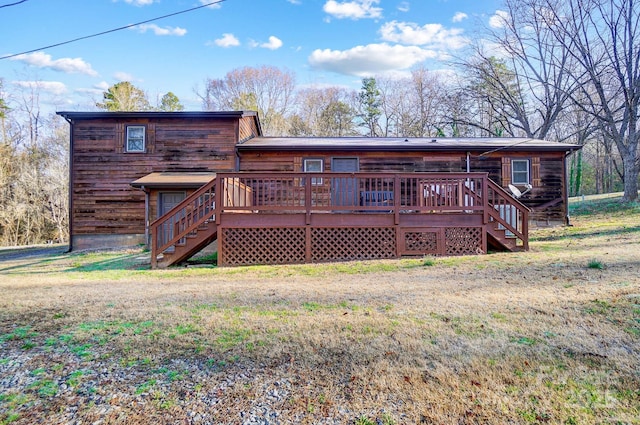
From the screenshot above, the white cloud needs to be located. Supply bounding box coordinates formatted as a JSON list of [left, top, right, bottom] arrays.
[[12, 80, 67, 96], [379, 21, 468, 50], [133, 24, 187, 36], [287, 0, 301, 4], [122, 0, 156, 5], [397, 2, 409, 12], [213, 33, 240, 47], [114, 72, 134, 82], [199, 0, 221, 9], [323, 0, 382, 20], [489, 10, 509, 28], [10, 52, 98, 76], [76, 81, 110, 95], [260, 36, 283, 50], [308, 43, 436, 77], [452, 12, 468, 23]]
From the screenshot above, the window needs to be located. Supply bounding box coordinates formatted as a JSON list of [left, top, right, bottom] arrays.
[[126, 126, 146, 152], [512, 159, 530, 184], [303, 158, 324, 185]]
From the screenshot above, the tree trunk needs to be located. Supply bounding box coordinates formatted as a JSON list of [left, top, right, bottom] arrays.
[[622, 155, 639, 201]]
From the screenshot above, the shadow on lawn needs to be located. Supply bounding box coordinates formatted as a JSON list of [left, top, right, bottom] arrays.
[[0, 245, 150, 274], [65, 253, 150, 272], [0, 245, 68, 274]]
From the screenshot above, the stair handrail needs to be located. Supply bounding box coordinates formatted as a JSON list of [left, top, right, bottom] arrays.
[[485, 178, 530, 250], [150, 177, 217, 267]]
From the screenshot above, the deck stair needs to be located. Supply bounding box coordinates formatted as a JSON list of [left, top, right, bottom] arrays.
[[484, 178, 529, 252], [150, 177, 218, 268]]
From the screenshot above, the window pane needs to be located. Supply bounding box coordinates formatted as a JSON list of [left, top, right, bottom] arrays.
[[513, 161, 528, 172], [304, 159, 323, 172], [128, 127, 144, 138]]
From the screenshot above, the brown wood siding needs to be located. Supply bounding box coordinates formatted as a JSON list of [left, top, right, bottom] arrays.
[[239, 116, 259, 142], [528, 156, 566, 223], [237, 149, 568, 223], [72, 117, 239, 238]]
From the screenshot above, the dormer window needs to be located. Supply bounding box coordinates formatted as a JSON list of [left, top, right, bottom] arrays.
[[126, 126, 146, 152]]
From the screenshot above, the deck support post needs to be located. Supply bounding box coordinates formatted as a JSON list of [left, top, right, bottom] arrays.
[[305, 177, 312, 225], [305, 226, 312, 262]]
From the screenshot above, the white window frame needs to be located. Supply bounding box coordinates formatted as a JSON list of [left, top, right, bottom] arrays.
[[511, 159, 530, 185], [126, 125, 146, 153], [303, 158, 324, 185]]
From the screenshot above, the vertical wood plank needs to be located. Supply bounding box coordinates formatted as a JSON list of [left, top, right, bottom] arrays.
[[532, 157, 541, 186], [501, 158, 511, 186]]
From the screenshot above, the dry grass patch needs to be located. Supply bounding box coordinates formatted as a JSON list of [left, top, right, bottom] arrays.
[[1, 199, 639, 424]]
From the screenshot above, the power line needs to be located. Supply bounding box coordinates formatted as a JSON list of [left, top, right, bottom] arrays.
[[0, 0, 226, 60], [0, 0, 29, 9]]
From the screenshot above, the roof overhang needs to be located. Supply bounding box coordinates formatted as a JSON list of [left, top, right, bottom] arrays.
[[237, 137, 582, 153], [57, 110, 258, 121], [130, 172, 216, 189]]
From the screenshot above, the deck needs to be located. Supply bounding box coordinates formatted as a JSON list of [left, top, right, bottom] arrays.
[[150, 172, 529, 268]]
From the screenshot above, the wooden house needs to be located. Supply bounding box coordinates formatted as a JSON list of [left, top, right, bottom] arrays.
[[58, 111, 581, 267]]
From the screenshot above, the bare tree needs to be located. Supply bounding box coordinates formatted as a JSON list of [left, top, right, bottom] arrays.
[[459, 0, 578, 140], [0, 81, 69, 245], [199, 65, 296, 136], [406, 68, 449, 137], [289, 86, 358, 137], [542, 0, 639, 201]]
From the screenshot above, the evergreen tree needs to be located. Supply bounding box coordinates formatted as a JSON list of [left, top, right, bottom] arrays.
[[158, 92, 184, 112], [96, 82, 151, 112], [358, 77, 381, 137]]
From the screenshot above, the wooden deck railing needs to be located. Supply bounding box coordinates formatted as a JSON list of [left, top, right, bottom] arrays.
[[216, 172, 488, 212], [215, 171, 528, 246], [485, 178, 530, 250], [151, 172, 529, 267]]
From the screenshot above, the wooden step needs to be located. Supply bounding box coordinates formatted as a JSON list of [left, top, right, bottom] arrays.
[[156, 226, 218, 268]]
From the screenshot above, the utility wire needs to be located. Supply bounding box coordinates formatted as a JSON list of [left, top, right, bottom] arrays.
[[0, 0, 226, 60], [0, 0, 29, 9]]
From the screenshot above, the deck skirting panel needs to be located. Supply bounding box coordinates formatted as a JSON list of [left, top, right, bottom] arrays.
[[218, 212, 487, 266]]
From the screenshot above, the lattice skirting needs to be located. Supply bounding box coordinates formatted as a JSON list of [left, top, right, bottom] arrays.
[[400, 227, 484, 256], [311, 227, 396, 262], [403, 230, 439, 255], [445, 227, 484, 255], [221, 227, 306, 266], [220, 226, 483, 266]]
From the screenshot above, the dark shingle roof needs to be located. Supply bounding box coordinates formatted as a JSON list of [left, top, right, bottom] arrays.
[[238, 137, 581, 153], [57, 111, 258, 120]]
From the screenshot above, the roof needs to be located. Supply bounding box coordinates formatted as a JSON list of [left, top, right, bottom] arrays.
[[130, 172, 216, 189], [237, 137, 581, 153], [57, 110, 258, 121]]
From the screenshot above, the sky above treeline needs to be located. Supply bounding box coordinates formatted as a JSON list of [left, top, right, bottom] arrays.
[[1, 0, 504, 112]]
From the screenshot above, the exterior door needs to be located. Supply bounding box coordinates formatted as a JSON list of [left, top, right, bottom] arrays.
[[331, 158, 359, 207], [158, 192, 186, 248]]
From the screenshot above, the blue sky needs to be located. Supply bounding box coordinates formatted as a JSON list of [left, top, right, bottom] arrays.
[[0, 0, 504, 112]]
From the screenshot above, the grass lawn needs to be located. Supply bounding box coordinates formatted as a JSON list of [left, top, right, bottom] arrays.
[[0, 198, 639, 424]]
